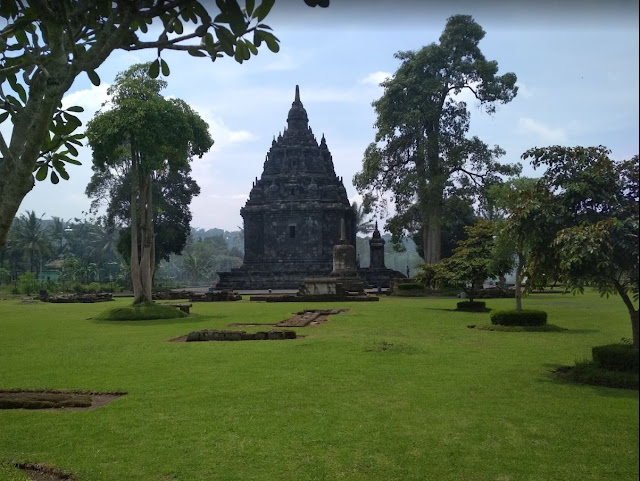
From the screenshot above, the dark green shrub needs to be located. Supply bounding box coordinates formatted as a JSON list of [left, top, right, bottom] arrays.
[[17, 272, 38, 295], [490, 309, 547, 326], [95, 303, 188, 321], [456, 301, 486, 311], [396, 282, 424, 291], [592, 344, 639, 373]]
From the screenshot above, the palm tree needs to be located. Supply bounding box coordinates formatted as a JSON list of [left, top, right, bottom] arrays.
[[352, 201, 375, 234], [48, 216, 68, 256], [13, 211, 52, 272]]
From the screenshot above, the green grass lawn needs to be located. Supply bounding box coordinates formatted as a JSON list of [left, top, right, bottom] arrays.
[[0, 291, 638, 481]]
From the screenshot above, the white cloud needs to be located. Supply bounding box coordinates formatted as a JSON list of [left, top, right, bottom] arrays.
[[193, 109, 258, 152], [262, 53, 299, 71], [516, 81, 534, 98], [360, 71, 392, 86], [61, 83, 111, 124], [518, 117, 567, 143]]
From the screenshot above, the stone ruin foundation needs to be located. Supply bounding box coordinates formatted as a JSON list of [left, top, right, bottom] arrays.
[[152, 290, 241, 302], [184, 329, 297, 342], [40, 292, 113, 303], [0, 389, 126, 410]]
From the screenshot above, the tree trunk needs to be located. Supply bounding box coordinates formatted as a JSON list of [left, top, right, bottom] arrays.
[[423, 214, 442, 264], [138, 172, 153, 304], [613, 280, 639, 349], [514, 252, 524, 311], [130, 185, 144, 304]]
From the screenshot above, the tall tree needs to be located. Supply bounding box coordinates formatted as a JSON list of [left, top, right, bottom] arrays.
[[492, 178, 558, 310], [48, 216, 68, 257], [0, 0, 330, 249], [521, 147, 639, 347], [86, 64, 212, 304], [87, 156, 201, 272], [354, 14, 519, 264]]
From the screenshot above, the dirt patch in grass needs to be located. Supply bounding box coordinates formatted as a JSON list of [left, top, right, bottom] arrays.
[[229, 309, 349, 328], [15, 462, 77, 481], [0, 390, 126, 411]]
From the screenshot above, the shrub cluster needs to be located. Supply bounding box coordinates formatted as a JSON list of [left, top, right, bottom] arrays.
[[592, 344, 639, 373], [95, 303, 188, 321], [456, 301, 486, 311], [396, 282, 424, 291], [490, 309, 547, 326]]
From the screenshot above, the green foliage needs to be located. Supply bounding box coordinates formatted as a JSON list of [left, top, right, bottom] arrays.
[[414, 263, 440, 289], [456, 300, 486, 311], [354, 15, 519, 262], [396, 282, 424, 291], [519, 147, 639, 346], [9, 211, 52, 273], [438, 220, 499, 301], [591, 344, 639, 373], [95, 303, 187, 321], [0, 0, 330, 250], [491, 309, 548, 326], [0, 267, 10, 285], [86, 63, 214, 303], [16, 271, 38, 295]]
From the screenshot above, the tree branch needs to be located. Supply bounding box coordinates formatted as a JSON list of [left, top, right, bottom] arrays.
[[0, 131, 14, 162]]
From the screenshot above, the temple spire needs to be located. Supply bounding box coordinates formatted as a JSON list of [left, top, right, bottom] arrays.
[[286, 84, 309, 132]]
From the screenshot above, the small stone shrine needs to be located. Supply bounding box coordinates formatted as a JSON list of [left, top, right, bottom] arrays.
[[217, 86, 356, 290], [298, 218, 366, 296], [357, 222, 406, 288]]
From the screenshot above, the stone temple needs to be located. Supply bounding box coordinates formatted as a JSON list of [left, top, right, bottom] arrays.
[[216, 86, 357, 290]]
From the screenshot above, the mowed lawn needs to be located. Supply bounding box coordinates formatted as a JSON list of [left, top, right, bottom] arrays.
[[0, 291, 638, 481]]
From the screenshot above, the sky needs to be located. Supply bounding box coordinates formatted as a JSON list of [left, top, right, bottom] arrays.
[[11, 0, 640, 232]]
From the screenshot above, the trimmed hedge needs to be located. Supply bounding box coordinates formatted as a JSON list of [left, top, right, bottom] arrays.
[[592, 344, 639, 373], [396, 282, 424, 291], [456, 301, 486, 312], [490, 309, 547, 326]]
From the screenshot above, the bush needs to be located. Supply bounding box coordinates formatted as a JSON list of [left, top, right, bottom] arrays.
[[456, 301, 486, 312], [95, 303, 188, 321], [396, 282, 424, 291], [592, 344, 639, 373], [490, 309, 547, 326], [17, 272, 39, 295]]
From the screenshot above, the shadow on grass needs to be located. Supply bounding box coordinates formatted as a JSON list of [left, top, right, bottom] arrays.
[[470, 324, 598, 334], [539, 363, 639, 395], [423, 307, 492, 313], [89, 313, 219, 327]]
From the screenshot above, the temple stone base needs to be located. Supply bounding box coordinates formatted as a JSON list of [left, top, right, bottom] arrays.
[[299, 276, 365, 296], [217, 265, 406, 291], [358, 268, 406, 289], [217, 262, 332, 290]]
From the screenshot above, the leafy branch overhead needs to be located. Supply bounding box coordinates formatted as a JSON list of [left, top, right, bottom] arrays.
[[0, 0, 329, 249]]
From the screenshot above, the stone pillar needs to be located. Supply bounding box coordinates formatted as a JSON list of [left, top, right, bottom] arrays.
[[330, 218, 358, 277], [369, 221, 386, 269]]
